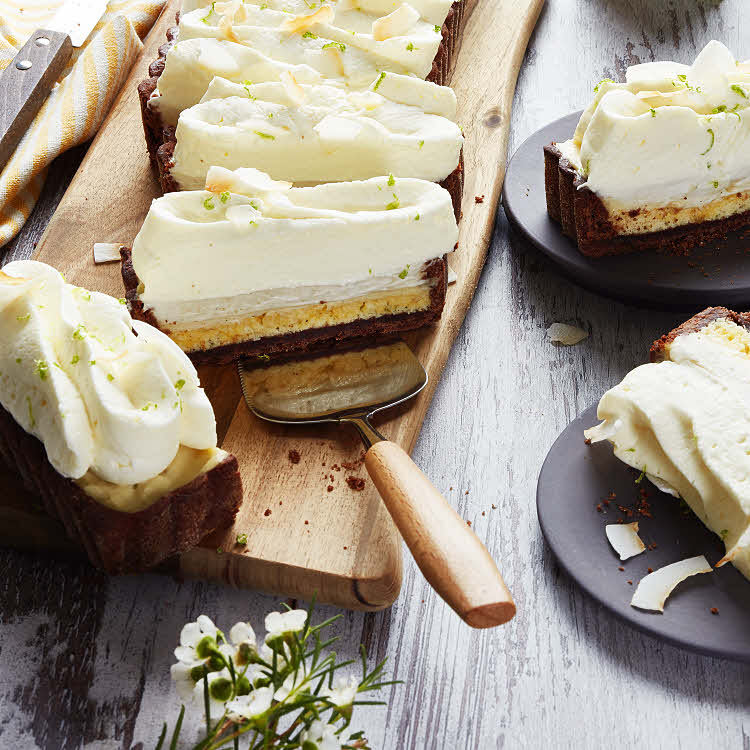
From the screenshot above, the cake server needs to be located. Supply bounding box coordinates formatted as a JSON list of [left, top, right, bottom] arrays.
[[0, 0, 109, 171], [238, 342, 516, 628]]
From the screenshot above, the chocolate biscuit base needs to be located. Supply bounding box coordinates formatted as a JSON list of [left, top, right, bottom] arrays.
[[121, 248, 447, 366], [650, 307, 750, 362], [544, 143, 750, 257], [156, 130, 464, 221], [0, 405, 242, 574], [138, 0, 466, 166]]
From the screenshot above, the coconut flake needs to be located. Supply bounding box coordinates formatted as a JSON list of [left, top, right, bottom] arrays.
[[447, 265, 457, 285], [280, 71, 306, 107], [547, 322, 588, 346], [93, 243, 123, 264], [372, 3, 420, 41], [630, 555, 712, 612], [605, 522, 645, 561], [281, 5, 335, 34]]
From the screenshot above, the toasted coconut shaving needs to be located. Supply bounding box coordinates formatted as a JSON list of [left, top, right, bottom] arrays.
[[605, 522, 645, 561], [630, 555, 712, 612], [322, 45, 345, 75], [93, 243, 123, 264], [372, 3, 420, 41], [280, 71, 307, 107], [0, 271, 28, 285], [547, 322, 588, 345], [281, 5, 335, 34]]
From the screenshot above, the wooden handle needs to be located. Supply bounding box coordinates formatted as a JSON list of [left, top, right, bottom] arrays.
[[0, 30, 72, 170], [365, 441, 515, 627]]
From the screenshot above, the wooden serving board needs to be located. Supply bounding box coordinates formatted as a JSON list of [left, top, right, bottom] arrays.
[[0, 0, 544, 609]]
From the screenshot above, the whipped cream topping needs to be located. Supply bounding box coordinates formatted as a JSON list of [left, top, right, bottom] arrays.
[[584, 318, 750, 580], [179, 2, 443, 80], [183, 0, 454, 27], [0, 261, 217, 486], [131, 167, 457, 320], [560, 41, 750, 208], [170, 79, 462, 188]]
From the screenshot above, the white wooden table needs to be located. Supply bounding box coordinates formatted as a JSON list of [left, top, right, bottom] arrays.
[[1, 1, 749, 747]]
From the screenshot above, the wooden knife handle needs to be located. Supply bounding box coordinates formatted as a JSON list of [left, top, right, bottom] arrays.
[[0, 30, 72, 170], [365, 441, 516, 628]]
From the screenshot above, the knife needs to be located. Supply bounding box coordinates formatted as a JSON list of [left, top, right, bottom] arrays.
[[0, 0, 109, 171]]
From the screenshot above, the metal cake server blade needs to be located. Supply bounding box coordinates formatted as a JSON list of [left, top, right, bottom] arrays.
[[239, 342, 516, 628]]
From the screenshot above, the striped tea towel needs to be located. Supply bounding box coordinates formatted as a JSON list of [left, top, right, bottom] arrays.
[[0, 0, 167, 248]]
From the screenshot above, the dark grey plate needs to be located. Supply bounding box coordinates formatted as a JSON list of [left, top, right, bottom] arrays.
[[537, 404, 750, 662], [502, 112, 750, 310]]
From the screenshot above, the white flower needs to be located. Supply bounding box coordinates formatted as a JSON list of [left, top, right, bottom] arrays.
[[273, 670, 307, 702], [321, 674, 358, 707], [259, 640, 292, 669], [265, 609, 307, 641], [170, 661, 201, 703], [229, 621, 257, 650], [225, 686, 274, 722], [300, 720, 343, 750], [174, 615, 219, 664], [193, 668, 234, 717]]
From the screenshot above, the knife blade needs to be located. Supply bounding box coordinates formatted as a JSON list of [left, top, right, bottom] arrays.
[[0, 0, 109, 171]]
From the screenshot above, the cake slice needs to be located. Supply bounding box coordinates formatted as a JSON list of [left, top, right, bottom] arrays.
[[544, 41, 750, 257], [122, 167, 456, 364], [585, 307, 750, 581], [138, 0, 465, 165], [156, 76, 463, 217], [0, 261, 242, 574]]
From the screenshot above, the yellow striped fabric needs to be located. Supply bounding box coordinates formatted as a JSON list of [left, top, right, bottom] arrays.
[[0, 1, 166, 248]]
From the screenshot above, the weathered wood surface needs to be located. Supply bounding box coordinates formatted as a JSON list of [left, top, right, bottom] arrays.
[[1, 0, 750, 747], [1, 0, 541, 610]]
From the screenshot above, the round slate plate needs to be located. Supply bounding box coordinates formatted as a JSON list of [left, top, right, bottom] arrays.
[[502, 112, 750, 310], [537, 404, 750, 663]]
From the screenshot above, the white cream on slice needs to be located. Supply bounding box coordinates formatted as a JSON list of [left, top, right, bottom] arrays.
[[169, 79, 462, 189], [584, 317, 750, 581], [0, 261, 218, 494], [131, 167, 457, 327], [557, 41, 750, 209], [179, 2, 443, 80]]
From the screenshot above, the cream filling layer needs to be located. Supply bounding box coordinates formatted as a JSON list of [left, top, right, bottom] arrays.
[[584, 318, 750, 581], [170, 82, 462, 188], [131, 168, 458, 311], [76, 447, 227, 512], [561, 41, 750, 210]]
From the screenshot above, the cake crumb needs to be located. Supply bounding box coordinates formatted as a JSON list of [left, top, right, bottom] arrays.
[[627, 580, 633, 585], [327, 485, 334, 492], [618, 566, 624, 572], [346, 476, 366, 491], [304, 520, 309, 525], [288, 449, 301, 464], [474, 194, 485, 203], [465, 490, 469, 495], [491, 504, 497, 509], [710, 607, 719, 615], [264, 509, 272, 517], [481, 511, 485, 516], [466, 520, 472, 526]]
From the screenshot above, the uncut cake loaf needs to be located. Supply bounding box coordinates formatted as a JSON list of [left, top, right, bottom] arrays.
[[122, 167, 456, 364], [0, 261, 242, 574], [544, 41, 750, 257], [585, 307, 750, 581], [139, 0, 466, 166]]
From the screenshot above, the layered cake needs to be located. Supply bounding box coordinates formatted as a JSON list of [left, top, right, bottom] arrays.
[[544, 41, 750, 256], [138, 0, 465, 164], [0, 260, 242, 574], [584, 307, 750, 581], [122, 167, 457, 364], [157, 76, 463, 217]]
